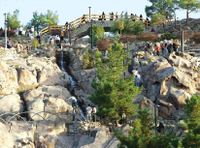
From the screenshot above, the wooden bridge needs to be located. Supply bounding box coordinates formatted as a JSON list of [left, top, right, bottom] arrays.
[[40, 14, 142, 38]]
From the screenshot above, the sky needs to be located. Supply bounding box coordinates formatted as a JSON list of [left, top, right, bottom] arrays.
[[0, 0, 200, 27]]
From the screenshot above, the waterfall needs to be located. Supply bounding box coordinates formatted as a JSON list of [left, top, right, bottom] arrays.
[[60, 50, 65, 71]]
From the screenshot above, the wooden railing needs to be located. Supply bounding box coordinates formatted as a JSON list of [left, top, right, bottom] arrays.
[[40, 13, 142, 36]]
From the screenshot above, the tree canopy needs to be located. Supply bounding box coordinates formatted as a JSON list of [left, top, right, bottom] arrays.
[[29, 10, 58, 32], [90, 41, 141, 123], [7, 9, 21, 30], [145, 0, 178, 20], [177, 0, 200, 20]]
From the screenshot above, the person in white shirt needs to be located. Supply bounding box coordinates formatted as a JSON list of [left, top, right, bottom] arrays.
[[86, 105, 92, 121]]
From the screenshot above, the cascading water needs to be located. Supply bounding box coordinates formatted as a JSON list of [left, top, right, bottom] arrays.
[[60, 50, 65, 71]]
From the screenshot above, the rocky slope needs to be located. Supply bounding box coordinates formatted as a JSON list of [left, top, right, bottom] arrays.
[[0, 47, 116, 148]]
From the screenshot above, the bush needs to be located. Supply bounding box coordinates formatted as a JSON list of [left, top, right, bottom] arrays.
[[82, 50, 95, 69], [96, 39, 113, 51], [160, 32, 176, 40]]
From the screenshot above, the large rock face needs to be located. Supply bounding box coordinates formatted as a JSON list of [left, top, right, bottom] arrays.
[[140, 52, 200, 118], [0, 54, 66, 95], [23, 85, 72, 121]]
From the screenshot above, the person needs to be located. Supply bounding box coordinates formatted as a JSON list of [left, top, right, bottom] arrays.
[[86, 104, 92, 122], [91, 106, 97, 122], [139, 14, 143, 21], [157, 122, 164, 133], [69, 96, 78, 109], [7, 38, 12, 48], [102, 12, 106, 20], [134, 70, 142, 87], [121, 112, 126, 124], [81, 15, 86, 24], [110, 12, 114, 21]]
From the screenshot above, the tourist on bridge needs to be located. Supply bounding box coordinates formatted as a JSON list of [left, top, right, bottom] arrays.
[[98, 15, 102, 21], [110, 12, 114, 21], [102, 12, 106, 20], [139, 14, 143, 21], [81, 15, 86, 24]]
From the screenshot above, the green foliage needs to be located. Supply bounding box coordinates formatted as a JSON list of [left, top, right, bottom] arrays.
[[82, 49, 95, 69], [151, 12, 166, 25], [145, 0, 178, 19], [124, 20, 144, 35], [183, 95, 200, 147], [112, 19, 125, 34], [160, 32, 177, 40], [29, 10, 58, 32], [117, 109, 181, 148], [178, 0, 200, 19], [7, 9, 21, 30], [90, 25, 105, 45], [90, 41, 141, 122], [112, 19, 144, 35]]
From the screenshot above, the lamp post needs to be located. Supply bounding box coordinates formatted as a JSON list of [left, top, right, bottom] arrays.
[[90, 19, 93, 49], [88, 6, 91, 22], [4, 13, 8, 49]]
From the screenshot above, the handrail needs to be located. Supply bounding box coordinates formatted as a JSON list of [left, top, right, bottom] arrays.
[[40, 13, 142, 36]]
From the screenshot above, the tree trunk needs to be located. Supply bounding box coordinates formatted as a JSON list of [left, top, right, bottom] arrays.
[[186, 10, 189, 24]]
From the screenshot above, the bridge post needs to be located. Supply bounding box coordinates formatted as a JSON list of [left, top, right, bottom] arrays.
[[89, 6, 91, 22], [90, 19, 93, 49]]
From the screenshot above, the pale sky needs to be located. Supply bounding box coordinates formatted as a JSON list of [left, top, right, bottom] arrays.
[[0, 0, 200, 27]]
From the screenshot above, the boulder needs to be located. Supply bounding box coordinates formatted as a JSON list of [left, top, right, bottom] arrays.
[[0, 122, 15, 147], [168, 87, 191, 109], [23, 85, 72, 121], [18, 68, 38, 91], [158, 100, 176, 118], [0, 62, 18, 95], [0, 94, 23, 115]]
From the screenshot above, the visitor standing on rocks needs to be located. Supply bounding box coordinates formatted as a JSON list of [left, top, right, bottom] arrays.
[[69, 96, 78, 121], [92, 106, 97, 122], [86, 104, 92, 121], [133, 70, 142, 87]]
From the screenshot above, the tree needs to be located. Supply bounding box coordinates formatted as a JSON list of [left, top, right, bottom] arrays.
[[145, 0, 178, 20], [90, 41, 141, 123], [29, 10, 58, 32], [90, 25, 105, 45], [7, 9, 21, 30], [124, 20, 144, 35], [112, 19, 125, 34], [151, 12, 166, 25], [183, 95, 200, 147], [178, 0, 200, 20]]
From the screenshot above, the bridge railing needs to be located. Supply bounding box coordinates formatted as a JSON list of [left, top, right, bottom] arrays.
[[40, 13, 142, 36]]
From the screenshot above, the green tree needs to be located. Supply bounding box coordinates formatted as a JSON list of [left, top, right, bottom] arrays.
[[151, 12, 166, 25], [182, 95, 200, 147], [117, 109, 180, 147], [145, 0, 178, 20], [7, 9, 21, 30], [90, 41, 140, 123], [112, 19, 125, 34], [178, 0, 200, 21], [29, 10, 58, 32], [124, 20, 144, 35], [90, 25, 105, 45]]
